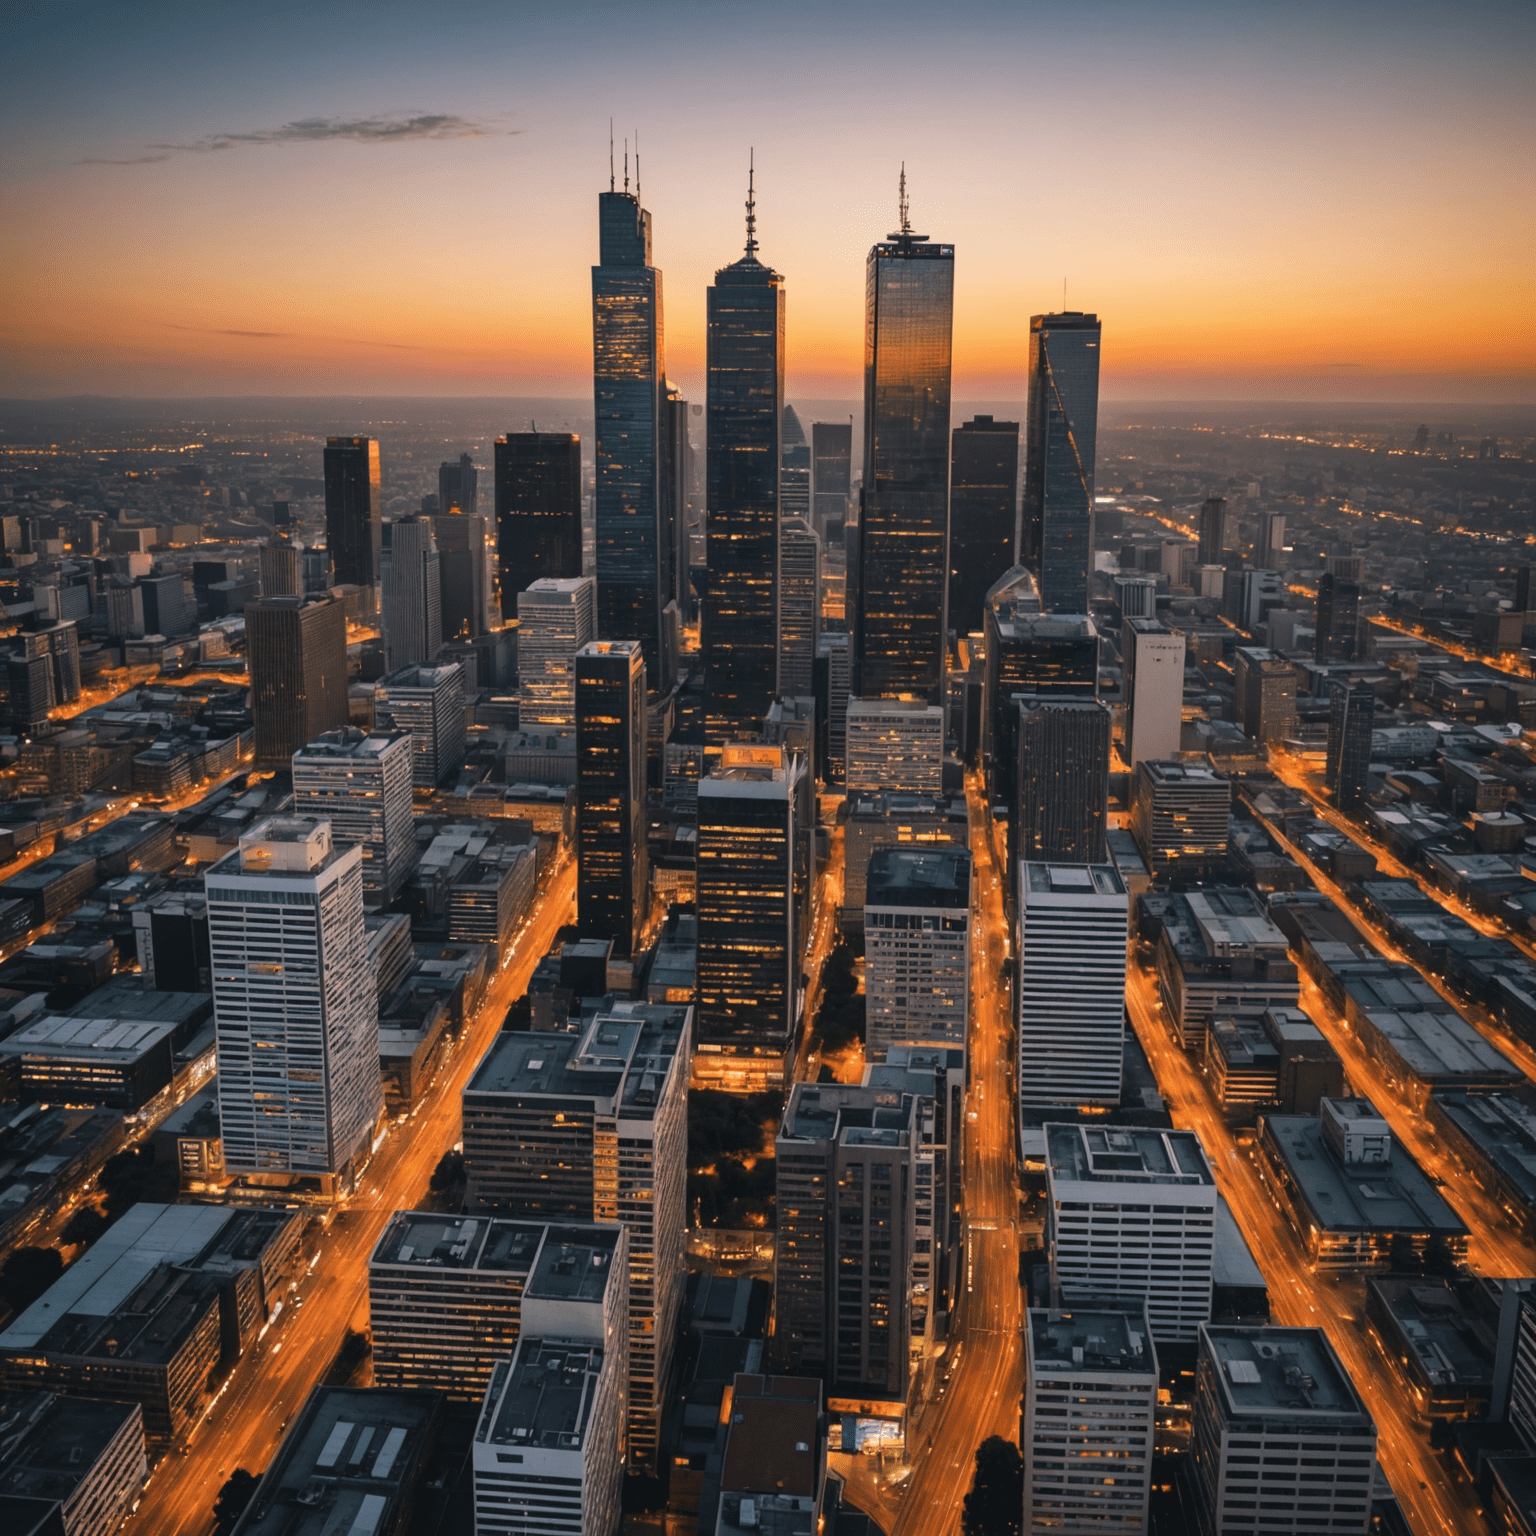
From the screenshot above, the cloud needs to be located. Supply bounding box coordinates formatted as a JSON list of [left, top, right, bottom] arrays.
[[164, 323, 422, 352], [151, 112, 504, 153], [77, 154, 171, 165]]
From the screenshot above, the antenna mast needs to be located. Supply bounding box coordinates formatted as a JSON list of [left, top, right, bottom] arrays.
[[898, 162, 910, 235], [744, 149, 758, 258], [609, 119, 615, 192], [634, 130, 640, 199], [624, 138, 629, 194]]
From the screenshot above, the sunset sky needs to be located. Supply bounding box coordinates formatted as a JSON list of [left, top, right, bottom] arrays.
[[2, 0, 1532, 402]]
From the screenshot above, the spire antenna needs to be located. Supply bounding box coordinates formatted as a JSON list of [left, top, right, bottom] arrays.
[[899, 162, 910, 236], [624, 138, 630, 194], [744, 148, 758, 258], [634, 129, 640, 199], [609, 119, 615, 192]]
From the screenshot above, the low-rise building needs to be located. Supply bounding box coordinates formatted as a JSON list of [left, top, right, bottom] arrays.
[[1365, 1276, 1507, 1420], [0, 1014, 180, 1110], [1130, 760, 1231, 875], [1430, 1087, 1536, 1240], [0, 1392, 147, 1536], [711, 1374, 826, 1536]]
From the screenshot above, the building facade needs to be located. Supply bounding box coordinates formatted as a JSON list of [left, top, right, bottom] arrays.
[[323, 435, 382, 604], [1326, 680, 1375, 812], [494, 432, 583, 617], [381, 515, 442, 672], [778, 517, 821, 700], [948, 414, 1019, 639], [518, 576, 597, 730], [373, 662, 467, 789], [246, 595, 348, 767], [1011, 696, 1111, 875], [1123, 618, 1186, 766], [845, 699, 944, 794]]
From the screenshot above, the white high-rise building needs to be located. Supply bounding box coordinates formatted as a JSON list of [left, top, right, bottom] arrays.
[[1123, 618, 1186, 765], [1018, 862, 1127, 1108], [845, 698, 944, 794], [374, 662, 467, 789], [1044, 1122, 1217, 1343], [518, 576, 597, 729], [778, 517, 821, 698], [207, 818, 382, 1194], [381, 515, 442, 671], [1024, 1300, 1157, 1534], [1113, 573, 1158, 620], [291, 728, 416, 908]]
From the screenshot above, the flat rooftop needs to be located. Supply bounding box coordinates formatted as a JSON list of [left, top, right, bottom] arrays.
[[371, 1213, 546, 1274], [1369, 1277, 1497, 1391], [781, 1083, 917, 1146], [1353, 1004, 1520, 1084], [524, 1227, 623, 1305], [1028, 1306, 1155, 1376], [1261, 1114, 1467, 1237], [1202, 1326, 1372, 1423], [720, 1375, 821, 1498], [1020, 863, 1125, 899], [0, 1013, 178, 1061], [1433, 1089, 1536, 1204], [865, 847, 971, 909], [1045, 1123, 1216, 1188], [477, 1339, 604, 1452], [1140, 761, 1228, 787], [234, 1385, 439, 1536], [0, 1392, 141, 1506]]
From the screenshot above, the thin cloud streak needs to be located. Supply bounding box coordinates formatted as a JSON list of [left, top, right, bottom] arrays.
[[163, 324, 423, 352], [151, 112, 506, 153], [77, 154, 171, 165]]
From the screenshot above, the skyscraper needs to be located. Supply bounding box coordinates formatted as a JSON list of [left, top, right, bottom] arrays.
[[1018, 862, 1127, 1109], [948, 415, 1019, 639], [323, 436, 382, 604], [704, 177, 784, 741], [592, 172, 667, 682], [695, 743, 807, 1092], [207, 818, 382, 1195], [291, 728, 416, 909], [575, 640, 648, 958], [811, 419, 853, 543], [1122, 618, 1186, 766], [1315, 571, 1364, 663], [432, 509, 491, 641], [780, 403, 810, 520], [493, 432, 583, 618], [1326, 680, 1375, 812], [778, 517, 821, 700], [1022, 312, 1101, 613], [259, 539, 300, 599], [246, 595, 348, 765], [517, 576, 597, 729], [853, 179, 954, 704], [374, 662, 467, 788], [1233, 646, 1297, 743], [381, 516, 442, 671], [1012, 697, 1111, 873], [438, 452, 478, 517], [1197, 496, 1228, 567]]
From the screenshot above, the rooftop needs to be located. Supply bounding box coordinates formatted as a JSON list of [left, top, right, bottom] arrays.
[[0, 1013, 178, 1062], [524, 1228, 623, 1306], [1139, 760, 1229, 787], [865, 847, 971, 909], [1044, 1123, 1216, 1188], [0, 1392, 141, 1508], [1432, 1088, 1536, 1205], [720, 1374, 822, 1499], [1028, 1305, 1155, 1376], [781, 1083, 918, 1147], [292, 728, 410, 763], [1368, 1277, 1499, 1392], [1202, 1326, 1372, 1423], [477, 1338, 604, 1453], [370, 1213, 548, 1274], [1020, 862, 1126, 899]]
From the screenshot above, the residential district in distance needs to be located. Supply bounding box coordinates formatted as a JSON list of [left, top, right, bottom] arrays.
[[0, 169, 1531, 1536]]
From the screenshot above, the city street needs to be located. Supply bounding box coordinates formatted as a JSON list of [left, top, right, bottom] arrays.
[[123, 856, 577, 1536]]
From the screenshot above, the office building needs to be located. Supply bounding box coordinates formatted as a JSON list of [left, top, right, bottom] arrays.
[[1228, 567, 1285, 634], [1012, 697, 1111, 874], [812, 420, 853, 541], [438, 451, 477, 517], [780, 403, 811, 519], [258, 539, 300, 600], [775, 1082, 921, 1406], [1256, 1098, 1468, 1272], [1045, 1123, 1218, 1343], [374, 662, 466, 790], [323, 436, 382, 606], [696, 745, 808, 1092], [0, 1391, 146, 1536], [517, 576, 597, 730], [592, 177, 669, 681], [575, 640, 647, 958], [704, 193, 784, 742], [1315, 571, 1364, 664], [853, 191, 953, 704], [494, 432, 582, 616], [1122, 618, 1186, 766], [948, 415, 1019, 638], [207, 819, 381, 1192], [140, 570, 191, 636], [1130, 760, 1231, 875], [814, 633, 850, 784], [381, 516, 442, 672], [0, 1203, 301, 1442], [431, 507, 491, 641], [1197, 496, 1227, 567], [461, 1004, 691, 1469], [370, 1213, 626, 1405], [1113, 573, 1158, 620], [864, 846, 970, 1058], [474, 1333, 623, 1536], [1260, 510, 1287, 559], [1022, 312, 1101, 613], [1018, 863, 1127, 1109], [710, 1374, 827, 1536], [291, 728, 416, 908], [845, 698, 944, 794], [1023, 1302, 1156, 1535], [1326, 679, 1375, 812], [842, 792, 970, 927], [232, 1385, 443, 1536], [778, 517, 821, 699], [0, 1011, 183, 1111], [1190, 1325, 1377, 1536], [246, 595, 348, 766], [1233, 647, 1296, 744]]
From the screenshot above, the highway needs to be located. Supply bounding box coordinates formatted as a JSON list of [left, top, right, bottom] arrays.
[[124, 855, 577, 1536], [1123, 963, 1489, 1536]]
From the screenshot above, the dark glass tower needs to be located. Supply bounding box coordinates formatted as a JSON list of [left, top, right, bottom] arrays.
[[1314, 572, 1363, 663], [438, 453, 478, 517], [949, 414, 1019, 639], [593, 179, 667, 683], [323, 436, 382, 599], [1021, 312, 1101, 613], [246, 595, 348, 765], [780, 405, 810, 521], [494, 432, 582, 617], [575, 639, 648, 957], [1326, 679, 1374, 811], [812, 420, 853, 542], [1010, 696, 1111, 879], [853, 181, 954, 704], [704, 175, 784, 742], [1197, 496, 1227, 567]]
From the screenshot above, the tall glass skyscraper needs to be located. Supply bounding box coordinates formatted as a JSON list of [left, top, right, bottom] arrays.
[[949, 414, 1020, 638], [494, 432, 582, 618], [592, 182, 667, 684], [704, 180, 784, 742], [1022, 312, 1101, 614], [853, 190, 954, 704], [323, 435, 382, 601]]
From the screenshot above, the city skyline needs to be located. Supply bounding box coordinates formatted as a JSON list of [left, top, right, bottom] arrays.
[[3, 2, 1531, 402]]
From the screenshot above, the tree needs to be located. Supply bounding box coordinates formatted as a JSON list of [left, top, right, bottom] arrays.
[[0, 1246, 64, 1315], [62, 1203, 110, 1248], [213, 1468, 259, 1533], [961, 1436, 1022, 1536], [98, 1146, 178, 1221]]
